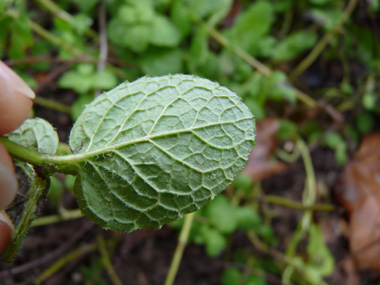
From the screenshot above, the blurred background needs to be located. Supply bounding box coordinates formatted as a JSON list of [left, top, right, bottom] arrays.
[[1, 0, 380, 284]]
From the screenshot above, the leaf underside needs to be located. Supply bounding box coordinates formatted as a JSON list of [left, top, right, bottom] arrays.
[[70, 74, 255, 232]]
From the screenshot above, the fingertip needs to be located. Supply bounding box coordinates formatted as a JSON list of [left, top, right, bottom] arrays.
[[0, 61, 34, 135], [0, 210, 14, 254], [0, 143, 17, 210]]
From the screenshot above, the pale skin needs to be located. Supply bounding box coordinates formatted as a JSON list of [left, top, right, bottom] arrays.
[[0, 61, 35, 253]]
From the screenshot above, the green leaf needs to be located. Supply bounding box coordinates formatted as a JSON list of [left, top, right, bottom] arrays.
[[71, 94, 94, 121], [225, 1, 274, 53], [107, 18, 151, 53], [236, 206, 261, 230], [272, 31, 317, 62], [189, 24, 209, 67], [222, 268, 242, 285], [150, 15, 181, 47], [8, 118, 59, 155], [69, 74, 255, 232], [92, 70, 118, 91], [141, 49, 183, 76], [205, 195, 237, 233], [205, 228, 227, 256], [171, 0, 192, 37], [307, 224, 335, 279], [59, 70, 94, 94]]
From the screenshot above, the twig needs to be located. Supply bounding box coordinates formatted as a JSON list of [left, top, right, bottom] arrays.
[[165, 212, 195, 285], [289, 0, 359, 81]]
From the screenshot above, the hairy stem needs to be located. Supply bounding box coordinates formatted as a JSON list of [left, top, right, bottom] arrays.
[[0, 136, 79, 175]]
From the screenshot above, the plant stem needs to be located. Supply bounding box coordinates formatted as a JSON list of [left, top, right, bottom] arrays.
[[206, 25, 318, 108], [32, 209, 83, 227], [165, 212, 195, 285], [0, 136, 79, 175], [35, 243, 96, 284], [3, 171, 49, 262], [289, 0, 359, 81], [98, 234, 122, 285], [264, 195, 334, 211], [34, 97, 72, 114]]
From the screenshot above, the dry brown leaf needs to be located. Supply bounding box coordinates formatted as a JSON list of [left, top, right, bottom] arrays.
[[336, 133, 380, 273], [243, 117, 286, 180]]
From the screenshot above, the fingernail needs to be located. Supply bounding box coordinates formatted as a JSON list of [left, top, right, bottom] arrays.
[[0, 162, 18, 210], [0, 210, 15, 253], [0, 210, 15, 235], [0, 61, 35, 99]]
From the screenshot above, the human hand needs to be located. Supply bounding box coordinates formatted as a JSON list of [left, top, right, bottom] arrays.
[[0, 61, 35, 253]]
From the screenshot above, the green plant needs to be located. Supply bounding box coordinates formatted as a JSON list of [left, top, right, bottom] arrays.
[[2, 74, 255, 261]]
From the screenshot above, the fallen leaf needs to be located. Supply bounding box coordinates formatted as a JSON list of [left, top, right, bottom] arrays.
[[336, 133, 380, 273], [243, 117, 287, 180]]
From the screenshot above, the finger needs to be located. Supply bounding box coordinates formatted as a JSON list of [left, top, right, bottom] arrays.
[[0, 61, 35, 135], [0, 143, 17, 210], [0, 210, 15, 253]]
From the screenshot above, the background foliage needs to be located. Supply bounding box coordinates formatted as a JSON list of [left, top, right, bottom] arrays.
[[1, 0, 380, 284]]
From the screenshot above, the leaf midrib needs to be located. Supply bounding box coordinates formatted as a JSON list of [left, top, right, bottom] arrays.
[[56, 118, 251, 165]]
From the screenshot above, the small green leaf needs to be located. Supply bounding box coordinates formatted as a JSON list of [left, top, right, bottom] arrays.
[[272, 31, 317, 62], [150, 15, 181, 47], [205, 228, 227, 256], [225, 1, 274, 52], [8, 118, 59, 155], [71, 94, 94, 121], [222, 268, 242, 285], [236, 206, 261, 230], [205, 195, 237, 233], [307, 224, 335, 279], [141, 48, 183, 76], [70, 74, 255, 232], [92, 70, 118, 91]]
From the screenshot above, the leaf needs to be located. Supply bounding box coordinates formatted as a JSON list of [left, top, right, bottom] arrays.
[[204, 195, 237, 234], [336, 133, 380, 273], [272, 31, 318, 62], [92, 70, 118, 91], [150, 15, 181, 47], [225, 1, 274, 53], [8, 118, 59, 155], [306, 224, 335, 278], [69, 74, 255, 232], [140, 48, 183, 76], [59, 69, 94, 94]]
